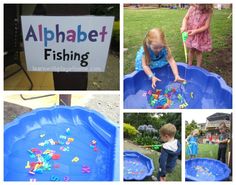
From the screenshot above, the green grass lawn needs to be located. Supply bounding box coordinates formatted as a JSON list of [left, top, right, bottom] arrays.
[[124, 8, 232, 75], [185, 143, 218, 160], [145, 152, 181, 181]]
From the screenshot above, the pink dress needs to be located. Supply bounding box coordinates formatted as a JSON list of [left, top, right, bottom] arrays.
[[186, 6, 212, 52]]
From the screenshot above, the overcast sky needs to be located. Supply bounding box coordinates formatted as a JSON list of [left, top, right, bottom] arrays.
[[183, 110, 232, 123]]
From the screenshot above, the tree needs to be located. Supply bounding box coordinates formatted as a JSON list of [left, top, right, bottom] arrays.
[[124, 113, 155, 128], [124, 113, 181, 142], [185, 120, 199, 137]]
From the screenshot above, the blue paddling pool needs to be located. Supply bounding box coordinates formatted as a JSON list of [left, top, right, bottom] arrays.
[[185, 158, 231, 181], [124, 151, 154, 180], [4, 106, 120, 181], [124, 63, 232, 109]]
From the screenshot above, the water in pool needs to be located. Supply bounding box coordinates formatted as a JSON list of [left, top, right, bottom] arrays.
[[124, 80, 219, 109], [4, 122, 112, 181], [124, 157, 149, 180], [189, 165, 216, 181]]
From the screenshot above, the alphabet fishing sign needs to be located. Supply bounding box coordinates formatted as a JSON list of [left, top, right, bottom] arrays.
[[21, 16, 114, 72]]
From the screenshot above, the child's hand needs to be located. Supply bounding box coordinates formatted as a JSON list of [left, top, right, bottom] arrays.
[[188, 29, 197, 36], [152, 76, 161, 89], [174, 75, 185, 83], [160, 176, 166, 181], [180, 26, 186, 33]]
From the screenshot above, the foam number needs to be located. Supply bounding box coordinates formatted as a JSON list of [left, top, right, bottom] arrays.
[[67, 138, 74, 142], [50, 175, 60, 181], [66, 128, 70, 135], [48, 139, 56, 145], [40, 133, 45, 138], [82, 165, 91, 173], [25, 161, 30, 169], [64, 176, 70, 181], [72, 156, 79, 163], [59, 135, 67, 140]]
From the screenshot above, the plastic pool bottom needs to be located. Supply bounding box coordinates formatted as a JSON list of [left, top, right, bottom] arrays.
[[4, 106, 120, 181]]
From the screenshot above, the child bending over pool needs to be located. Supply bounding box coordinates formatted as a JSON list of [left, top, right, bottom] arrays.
[[186, 129, 199, 159], [180, 4, 213, 67], [135, 28, 185, 89], [152, 123, 181, 181], [216, 122, 230, 163]]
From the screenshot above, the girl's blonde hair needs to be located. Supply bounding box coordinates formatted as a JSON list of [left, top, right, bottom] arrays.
[[198, 4, 213, 13], [191, 129, 199, 136], [143, 28, 172, 65]]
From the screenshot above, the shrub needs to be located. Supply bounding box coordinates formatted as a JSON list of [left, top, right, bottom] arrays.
[[134, 135, 161, 146], [124, 123, 139, 139]]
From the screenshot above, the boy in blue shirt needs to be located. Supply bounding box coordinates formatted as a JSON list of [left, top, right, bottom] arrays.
[[152, 123, 181, 181]]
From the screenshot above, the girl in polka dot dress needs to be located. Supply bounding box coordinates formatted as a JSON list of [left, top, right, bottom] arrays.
[[181, 4, 213, 67]]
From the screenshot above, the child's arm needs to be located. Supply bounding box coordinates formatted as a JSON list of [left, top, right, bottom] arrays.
[[188, 13, 212, 36], [180, 7, 192, 32], [218, 138, 228, 144], [142, 56, 161, 89], [168, 57, 185, 82], [185, 135, 190, 144], [195, 136, 200, 145]]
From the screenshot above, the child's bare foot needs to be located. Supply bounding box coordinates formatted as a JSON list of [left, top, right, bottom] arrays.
[[160, 176, 166, 181]]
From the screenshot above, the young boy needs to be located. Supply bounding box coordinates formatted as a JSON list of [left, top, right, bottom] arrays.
[[217, 122, 229, 163], [152, 123, 181, 181]]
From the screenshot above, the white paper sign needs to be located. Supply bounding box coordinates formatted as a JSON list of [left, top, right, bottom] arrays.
[[21, 16, 114, 72]]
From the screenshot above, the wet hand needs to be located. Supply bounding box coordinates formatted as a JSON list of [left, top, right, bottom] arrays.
[[152, 76, 161, 89], [174, 75, 185, 83]]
